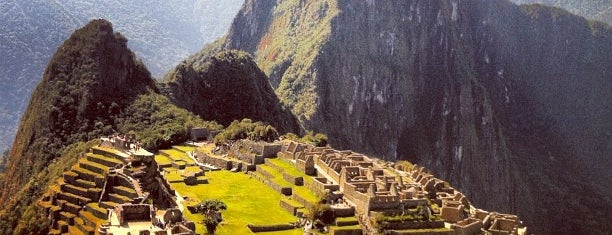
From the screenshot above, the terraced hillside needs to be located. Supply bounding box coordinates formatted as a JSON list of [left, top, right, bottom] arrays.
[[156, 143, 368, 234], [39, 146, 144, 235]]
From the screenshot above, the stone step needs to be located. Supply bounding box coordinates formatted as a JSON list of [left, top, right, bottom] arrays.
[[86, 152, 123, 168], [61, 201, 81, 215], [86, 203, 108, 219], [56, 220, 69, 233], [79, 210, 104, 227], [79, 159, 109, 175], [61, 184, 88, 197], [63, 171, 79, 184], [91, 146, 125, 161], [74, 217, 95, 235], [56, 192, 91, 206], [72, 166, 104, 183], [100, 201, 118, 209], [112, 186, 138, 198], [73, 179, 96, 189], [108, 193, 131, 204], [59, 211, 76, 225], [335, 217, 359, 226]]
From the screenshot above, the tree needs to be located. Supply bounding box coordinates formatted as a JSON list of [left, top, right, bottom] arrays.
[[194, 199, 227, 234], [305, 203, 335, 229]]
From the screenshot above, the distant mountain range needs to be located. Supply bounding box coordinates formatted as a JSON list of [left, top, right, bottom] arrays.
[[0, 0, 243, 153], [510, 0, 612, 24]]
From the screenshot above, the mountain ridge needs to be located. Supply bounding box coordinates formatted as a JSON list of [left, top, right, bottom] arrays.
[[0, 0, 244, 153], [510, 0, 612, 25], [221, 0, 612, 233], [162, 49, 300, 134], [0, 19, 156, 215], [0, 19, 302, 233]]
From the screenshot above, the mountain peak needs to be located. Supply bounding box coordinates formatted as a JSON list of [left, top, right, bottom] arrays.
[[0, 19, 155, 226], [163, 49, 299, 133], [222, 0, 612, 234]]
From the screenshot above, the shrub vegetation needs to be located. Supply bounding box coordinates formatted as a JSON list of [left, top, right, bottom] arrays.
[[214, 119, 279, 145]]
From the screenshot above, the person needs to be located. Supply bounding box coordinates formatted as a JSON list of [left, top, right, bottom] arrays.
[[304, 221, 312, 235]]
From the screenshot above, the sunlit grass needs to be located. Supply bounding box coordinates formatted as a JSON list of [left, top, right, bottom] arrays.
[[154, 154, 173, 165], [160, 149, 195, 164], [171, 170, 297, 234]]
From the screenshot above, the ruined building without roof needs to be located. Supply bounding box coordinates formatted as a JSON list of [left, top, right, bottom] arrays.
[[39, 134, 195, 235], [275, 141, 527, 234]]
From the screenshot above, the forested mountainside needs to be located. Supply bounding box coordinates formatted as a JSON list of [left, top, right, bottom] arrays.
[[0, 20, 155, 233], [0, 19, 294, 234], [163, 50, 299, 133], [511, 0, 612, 25], [221, 0, 612, 234], [0, 0, 243, 153]]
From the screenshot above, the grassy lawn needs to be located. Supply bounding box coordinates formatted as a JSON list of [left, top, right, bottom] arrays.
[[154, 154, 173, 165], [164, 170, 183, 183], [267, 158, 301, 177], [184, 166, 202, 174], [161, 149, 195, 164], [266, 158, 313, 184], [171, 170, 297, 234], [173, 145, 196, 153], [293, 186, 319, 204]]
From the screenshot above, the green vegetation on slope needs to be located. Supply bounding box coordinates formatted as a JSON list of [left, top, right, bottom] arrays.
[[281, 131, 328, 147], [117, 93, 222, 150], [226, 0, 340, 120], [214, 118, 279, 144], [163, 50, 299, 134], [3, 140, 97, 234]]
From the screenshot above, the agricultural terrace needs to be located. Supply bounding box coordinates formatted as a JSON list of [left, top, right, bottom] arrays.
[[157, 144, 326, 234]]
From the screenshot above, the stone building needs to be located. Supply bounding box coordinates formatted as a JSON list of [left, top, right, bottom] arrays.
[[277, 141, 527, 234]]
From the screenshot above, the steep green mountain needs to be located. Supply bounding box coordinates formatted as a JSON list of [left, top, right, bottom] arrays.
[[162, 50, 299, 133], [0, 17, 298, 234], [511, 0, 612, 25], [0, 19, 155, 233], [0, 0, 243, 153], [0, 19, 294, 233], [221, 0, 612, 234]]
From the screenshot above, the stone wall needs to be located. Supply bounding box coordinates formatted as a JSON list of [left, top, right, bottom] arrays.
[[387, 229, 454, 235], [190, 128, 209, 140], [451, 217, 483, 235], [115, 204, 153, 225], [197, 153, 242, 171], [247, 224, 295, 233], [280, 198, 304, 215], [330, 227, 363, 235], [249, 170, 292, 196], [307, 177, 340, 196], [259, 143, 281, 158], [282, 173, 304, 186]]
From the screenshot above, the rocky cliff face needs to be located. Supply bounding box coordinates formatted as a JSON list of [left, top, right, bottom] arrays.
[[162, 50, 299, 133], [0, 19, 156, 233], [223, 0, 612, 233]]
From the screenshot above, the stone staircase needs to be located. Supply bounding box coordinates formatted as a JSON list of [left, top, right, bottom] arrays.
[[39, 146, 142, 235]]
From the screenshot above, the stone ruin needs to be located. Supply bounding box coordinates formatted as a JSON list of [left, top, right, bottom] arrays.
[[100, 204, 196, 235], [113, 203, 154, 225], [276, 140, 527, 235], [190, 127, 221, 141]]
